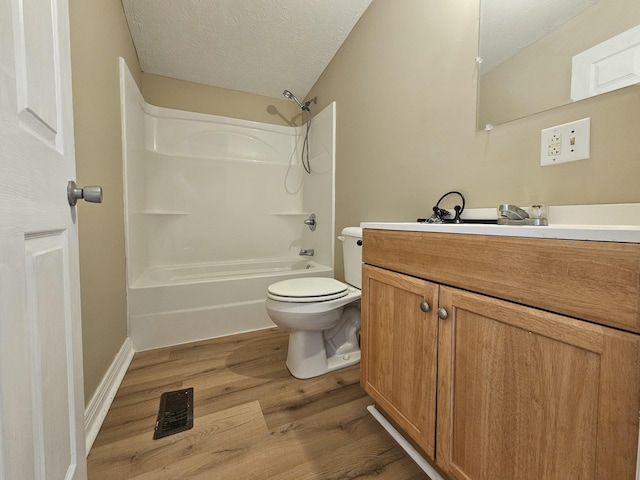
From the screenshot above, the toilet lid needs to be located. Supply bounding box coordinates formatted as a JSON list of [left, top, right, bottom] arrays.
[[267, 278, 348, 303]]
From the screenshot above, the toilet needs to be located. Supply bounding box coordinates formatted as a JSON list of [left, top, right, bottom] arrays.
[[266, 227, 363, 379]]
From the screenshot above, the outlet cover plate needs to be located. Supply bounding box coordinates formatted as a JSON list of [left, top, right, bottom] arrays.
[[540, 117, 591, 166]]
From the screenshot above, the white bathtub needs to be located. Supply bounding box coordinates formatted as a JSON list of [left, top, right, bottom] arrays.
[[128, 258, 332, 351], [133, 258, 321, 286]]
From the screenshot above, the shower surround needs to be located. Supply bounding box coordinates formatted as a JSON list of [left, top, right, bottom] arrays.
[[120, 59, 336, 350]]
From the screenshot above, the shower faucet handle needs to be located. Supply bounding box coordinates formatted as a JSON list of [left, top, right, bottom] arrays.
[[303, 213, 317, 231]]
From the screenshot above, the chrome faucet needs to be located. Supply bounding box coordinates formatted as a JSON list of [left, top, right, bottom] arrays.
[[299, 249, 315, 256], [303, 213, 317, 231], [497, 204, 548, 226]]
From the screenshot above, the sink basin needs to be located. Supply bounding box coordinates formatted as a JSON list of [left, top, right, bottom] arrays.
[[456, 219, 497, 225], [416, 218, 497, 225], [366, 204, 640, 243]]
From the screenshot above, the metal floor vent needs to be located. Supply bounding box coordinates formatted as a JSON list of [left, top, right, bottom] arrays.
[[153, 387, 194, 439]]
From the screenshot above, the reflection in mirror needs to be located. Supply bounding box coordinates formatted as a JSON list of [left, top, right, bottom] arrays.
[[477, 0, 640, 130]]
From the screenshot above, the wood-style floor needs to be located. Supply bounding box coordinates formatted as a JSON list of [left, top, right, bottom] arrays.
[[87, 327, 430, 479]]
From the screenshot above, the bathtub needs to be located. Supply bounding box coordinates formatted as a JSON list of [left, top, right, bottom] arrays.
[[128, 258, 333, 351]]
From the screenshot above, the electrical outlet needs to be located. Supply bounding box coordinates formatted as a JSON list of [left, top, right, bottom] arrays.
[[540, 118, 591, 166], [548, 145, 561, 156], [549, 133, 562, 145]]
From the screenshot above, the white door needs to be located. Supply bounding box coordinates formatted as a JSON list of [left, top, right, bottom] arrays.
[[0, 0, 87, 478]]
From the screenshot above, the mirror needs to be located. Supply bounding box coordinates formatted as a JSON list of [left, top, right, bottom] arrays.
[[477, 0, 640, 130]]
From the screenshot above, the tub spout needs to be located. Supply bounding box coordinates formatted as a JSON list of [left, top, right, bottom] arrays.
[[299, 249, 315, 257]]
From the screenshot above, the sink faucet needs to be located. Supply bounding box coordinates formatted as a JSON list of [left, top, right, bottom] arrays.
[[498, 204, 529, 221], [299, 249, 315, 256], [497, 204, 548, 226], [427, 191, 465, 223]]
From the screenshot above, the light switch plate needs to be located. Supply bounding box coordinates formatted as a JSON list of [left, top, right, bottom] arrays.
[[540, 118, 591, 166]]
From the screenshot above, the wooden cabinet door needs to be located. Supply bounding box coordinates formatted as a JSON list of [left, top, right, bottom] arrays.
[[361, 264, 439, 458], [436, 286, 640, 480]]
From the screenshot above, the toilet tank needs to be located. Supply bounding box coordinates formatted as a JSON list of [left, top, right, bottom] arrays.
[[341, 227, 363, 289]]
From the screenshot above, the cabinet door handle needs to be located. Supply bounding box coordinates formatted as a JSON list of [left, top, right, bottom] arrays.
[[420, 301, 430, 313], [437, 307, 449, 320]]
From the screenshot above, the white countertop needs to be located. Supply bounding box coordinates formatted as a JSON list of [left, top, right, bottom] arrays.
[[361, 204, 640, 243], [360, 221, 640, 243]]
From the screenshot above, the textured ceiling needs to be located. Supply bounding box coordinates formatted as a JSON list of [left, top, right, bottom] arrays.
[[480, 0, 599, 72], [122, 0, 372, 99]]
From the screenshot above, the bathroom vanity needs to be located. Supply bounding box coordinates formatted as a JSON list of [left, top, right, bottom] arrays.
[[360, 222, 640, 480]]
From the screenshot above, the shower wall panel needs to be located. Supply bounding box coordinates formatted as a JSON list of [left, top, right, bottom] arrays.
[[120, 59, 335, 287], [120, 59, 149, 283], [142, 151, 305, 267], [300, 103, 336, 268]]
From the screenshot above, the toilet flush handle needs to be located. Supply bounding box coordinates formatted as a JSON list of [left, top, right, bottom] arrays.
[[337, 236, 362, 247]]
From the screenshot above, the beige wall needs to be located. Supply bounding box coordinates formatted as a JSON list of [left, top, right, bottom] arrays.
[[69, 0, 640, 402], [308, 0, 640, 279], [479, 0, 640, 126], [69, 3, 301, 404], [141, 73, 302, 126], [69, 0, 140, 404]]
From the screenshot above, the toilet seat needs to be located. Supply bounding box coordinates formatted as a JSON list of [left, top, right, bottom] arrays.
[[267, 277, 348, 303]]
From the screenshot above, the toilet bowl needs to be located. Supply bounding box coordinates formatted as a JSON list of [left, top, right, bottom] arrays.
[[265, 227, 363, 379]]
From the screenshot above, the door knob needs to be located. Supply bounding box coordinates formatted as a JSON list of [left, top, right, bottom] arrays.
[[419, 301, 430, 313], [437, 307, 449, 320], [67, 180, 103, 206]]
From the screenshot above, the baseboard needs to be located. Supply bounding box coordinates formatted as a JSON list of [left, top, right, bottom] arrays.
[[84, 337, 135, 454], [366, 405, 444, 480]]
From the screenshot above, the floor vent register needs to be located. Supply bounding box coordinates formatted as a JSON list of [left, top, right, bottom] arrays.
[[153, 387, 194, 439]]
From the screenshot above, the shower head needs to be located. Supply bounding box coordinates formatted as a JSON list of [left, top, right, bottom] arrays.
[[282, 89, 317, 175], [282, 89, 305, 110]]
